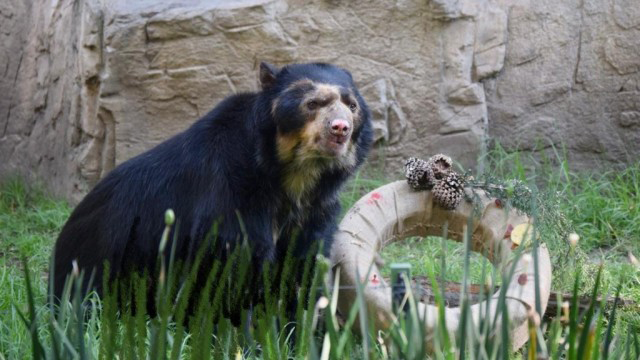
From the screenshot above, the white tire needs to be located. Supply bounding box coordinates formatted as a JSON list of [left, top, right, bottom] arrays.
[[330, 180, 552, 351]]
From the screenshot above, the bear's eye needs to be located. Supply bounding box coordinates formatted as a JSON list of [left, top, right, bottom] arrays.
[[307, 100, 319, 111], [349, 103, 357, 112]]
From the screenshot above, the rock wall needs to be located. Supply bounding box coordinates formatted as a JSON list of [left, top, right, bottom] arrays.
[[487, 0, 640, 170], [0, 0, 109, 200], [1, 0, 639, 202]]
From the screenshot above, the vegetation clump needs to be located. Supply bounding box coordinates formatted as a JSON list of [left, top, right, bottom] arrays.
[[0, 147, 639, 359]]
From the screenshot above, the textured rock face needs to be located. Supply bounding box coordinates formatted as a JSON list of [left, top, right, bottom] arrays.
[[0, 0, 108, 200], [102, 0, 503, 173], [485, 0, 640, 169], [1, 0, 639, 202]]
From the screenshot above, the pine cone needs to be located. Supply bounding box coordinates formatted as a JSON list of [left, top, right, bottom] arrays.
[[432, 172, 465, 210], [404, 157, 436, 190], [427, 154, 453, 180]]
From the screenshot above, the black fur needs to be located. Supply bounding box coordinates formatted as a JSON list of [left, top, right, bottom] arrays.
[[272, 82, 316, 134], [51, 63, 373, 318]]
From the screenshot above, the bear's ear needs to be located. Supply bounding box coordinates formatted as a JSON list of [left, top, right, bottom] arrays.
[[259, 62, 279, 89]]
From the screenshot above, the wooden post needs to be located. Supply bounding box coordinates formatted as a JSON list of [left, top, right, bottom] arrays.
[[390, 263, 412, 313]]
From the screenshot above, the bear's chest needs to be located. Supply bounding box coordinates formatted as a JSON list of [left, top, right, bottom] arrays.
[[280, 161, 324, 207], [270, 190, 315, 245]]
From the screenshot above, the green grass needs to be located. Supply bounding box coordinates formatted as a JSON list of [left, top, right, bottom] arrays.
[[0, 178, 71, 359], [343, 146, 640, 336], [1, 146, 639, 359], [380, 237, 496, 285], [483, 145, 640, 301]]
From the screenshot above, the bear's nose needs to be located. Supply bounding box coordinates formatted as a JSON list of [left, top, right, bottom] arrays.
[[330, 119, 350, 136]]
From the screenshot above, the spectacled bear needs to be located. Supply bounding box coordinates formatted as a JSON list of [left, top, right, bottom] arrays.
[[51, 62, 373, 320]]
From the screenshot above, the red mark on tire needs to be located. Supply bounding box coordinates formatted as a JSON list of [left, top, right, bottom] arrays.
[[367, 192, 382, 204], [371, 274, 380, 285], [503, 224, 514, 239], [518, 273, 528, 286]]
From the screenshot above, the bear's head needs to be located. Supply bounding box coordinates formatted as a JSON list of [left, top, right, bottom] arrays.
[[260, 62, 370, 164], [259, 62, 372, 202]]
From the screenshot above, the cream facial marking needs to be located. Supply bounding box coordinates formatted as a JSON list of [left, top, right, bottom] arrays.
[[274, 82, 359, 203]]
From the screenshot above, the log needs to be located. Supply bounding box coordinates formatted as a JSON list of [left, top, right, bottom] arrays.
[[404, 275, 637, 320]]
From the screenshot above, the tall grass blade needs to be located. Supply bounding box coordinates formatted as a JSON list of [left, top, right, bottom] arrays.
[[15, 256, 45, 360], [577, 265, 602, 360], [567, 267, 581, 360], [354, 268, 370, 360]]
